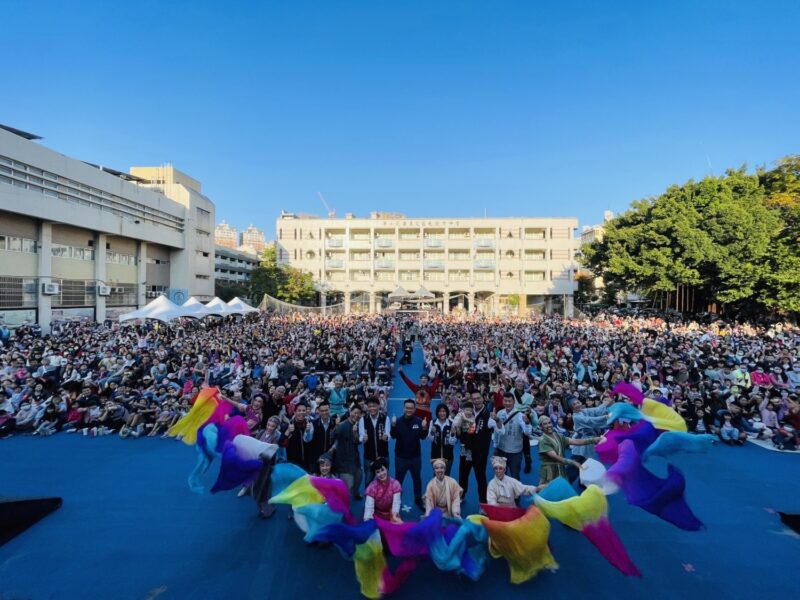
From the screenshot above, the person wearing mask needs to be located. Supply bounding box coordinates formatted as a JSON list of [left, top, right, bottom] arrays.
[[359, 396, 391, 478], [328, 376, 349, 419], [390, 399, 428, 510]]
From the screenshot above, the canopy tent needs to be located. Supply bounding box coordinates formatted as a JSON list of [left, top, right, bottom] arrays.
[[204, 297, 239, 316], [387, 286, 410, 300], [410, 286, 434, 299], [226, 297, 259, 314], [118, 295, 184, 323], [181, 297, 215, 318]]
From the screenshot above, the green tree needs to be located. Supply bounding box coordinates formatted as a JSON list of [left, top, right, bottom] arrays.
[[248, 245, 317, 305], [215, 280, 250, 302], [757, 156, 800, 314]]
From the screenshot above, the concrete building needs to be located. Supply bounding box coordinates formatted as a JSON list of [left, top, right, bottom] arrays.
[[215, 245, 259, 285], [276, 212, 579, 316], [0, 125, 215, 332], [239, 224, 267, 255], [214, 220, 238, 249]]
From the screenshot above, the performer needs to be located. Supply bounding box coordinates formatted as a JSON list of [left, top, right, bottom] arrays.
[[359, 396, 391, 478], [397, 366, 441, 418], [486, 456, 540, 507], [327, 375, 349, 419], [537, 416, 599, 484], [427, 403, 456, 475], [364, 457, 402, 523], [424, 458, 462, 518]]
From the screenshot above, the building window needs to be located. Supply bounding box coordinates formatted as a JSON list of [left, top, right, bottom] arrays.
[[196, 274, 210, 280], [551, 249, 570, 260]]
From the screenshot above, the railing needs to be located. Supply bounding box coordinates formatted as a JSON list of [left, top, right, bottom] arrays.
[[374, 259, 395, 269], [326, 238, 344, 248], [423, 259, 444, 270], [474, 259, 496, 270], [424, 238, 444, 248], [325, 259, 344, 268], [474, 239, 495, 249], [375, 238, 395, 248]]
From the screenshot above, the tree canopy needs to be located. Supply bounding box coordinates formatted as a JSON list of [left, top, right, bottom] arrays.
[[248, 245, 316, 305], [581, 156, 800, 317]]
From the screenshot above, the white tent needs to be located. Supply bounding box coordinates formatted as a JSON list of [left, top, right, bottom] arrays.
[[226, 297, 259, 314], [388, 286, 409, 300], [411, 286, 434, 299], [119, 295, 185, 323], [205, 296, 239, 316], [181, 297, 215, 318]]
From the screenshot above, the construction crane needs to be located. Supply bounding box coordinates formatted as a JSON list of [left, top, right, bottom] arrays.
[[318, 192, 336, 218]]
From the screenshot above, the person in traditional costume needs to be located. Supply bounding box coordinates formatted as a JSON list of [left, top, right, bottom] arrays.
[[363, 458, 402, 523], [423, 458, 462, 518], [537, 416, 599, 484], [251, 416, 283, 518], [486, 456, 540, 507]]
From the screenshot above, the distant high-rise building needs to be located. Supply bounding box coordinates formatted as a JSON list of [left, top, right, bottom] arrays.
[[239, 224, 267, 255], [215, 221, 238, 249]]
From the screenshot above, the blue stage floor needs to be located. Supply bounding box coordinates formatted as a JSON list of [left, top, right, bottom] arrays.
[[1, 345, 798, 599]]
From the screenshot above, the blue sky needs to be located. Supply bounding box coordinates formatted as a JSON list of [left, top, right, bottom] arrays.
[[3, 0, 798, 237]]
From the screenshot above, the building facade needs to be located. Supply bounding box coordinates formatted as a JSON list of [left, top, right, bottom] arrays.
[[276, 212, 579, 316], [215, 245, 259, 285], [0, 125, 215, 332], [214, 220, 238, 249], [239, 224, 267, 255]]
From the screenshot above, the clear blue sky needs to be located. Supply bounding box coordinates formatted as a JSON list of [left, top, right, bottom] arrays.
[[3, 0, 799, 237]]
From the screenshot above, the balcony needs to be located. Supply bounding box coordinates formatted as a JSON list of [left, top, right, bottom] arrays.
[[375, 238, 395, 249], [325, 259, 344, 269], [423, 259, 444, 270], [326, 238, 344, 248], [424, 238, 444, 248], [375, 259, 395, 270], [474, 238, 495, 249], [474, 259, 496, 270]]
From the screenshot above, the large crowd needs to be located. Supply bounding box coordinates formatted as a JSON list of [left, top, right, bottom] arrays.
[[1, 310, 798, 514]]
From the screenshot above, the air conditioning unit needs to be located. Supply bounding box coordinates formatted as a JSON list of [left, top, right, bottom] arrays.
[[42, 282, 60, 295], [113, 287, 126, 294], [97, 285, 111, 296]]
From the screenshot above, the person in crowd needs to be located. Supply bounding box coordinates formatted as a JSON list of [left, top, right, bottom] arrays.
[[427, 403, 456, 475], [333, 404, 365, 500], [538, 416, 599, 484]]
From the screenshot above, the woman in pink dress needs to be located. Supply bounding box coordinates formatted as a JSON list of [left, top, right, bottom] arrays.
[[363, 457, 402, 523]]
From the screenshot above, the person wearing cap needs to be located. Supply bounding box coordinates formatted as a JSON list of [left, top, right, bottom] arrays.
[[359, 396, 391, 478], [423, 458, 461, 518], [363, 457, 402, 523], [486, 456, 540, 507]]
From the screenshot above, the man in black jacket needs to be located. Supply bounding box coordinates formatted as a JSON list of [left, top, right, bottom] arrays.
[[360, 396, 390, 479], [309, 402, 337, 471], [461, 391, 497, 503], [391, 399, 428, 509]]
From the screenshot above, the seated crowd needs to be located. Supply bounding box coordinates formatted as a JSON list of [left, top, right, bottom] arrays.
[[1, 310, 798, 517]]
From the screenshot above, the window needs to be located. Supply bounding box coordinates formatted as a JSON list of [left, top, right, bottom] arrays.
[[196, 274, 210, 280], [475, 272, 494, 282], [7, 237, 22, 252], [524, 271, 546, 282], [551, 249, 570, 260]]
